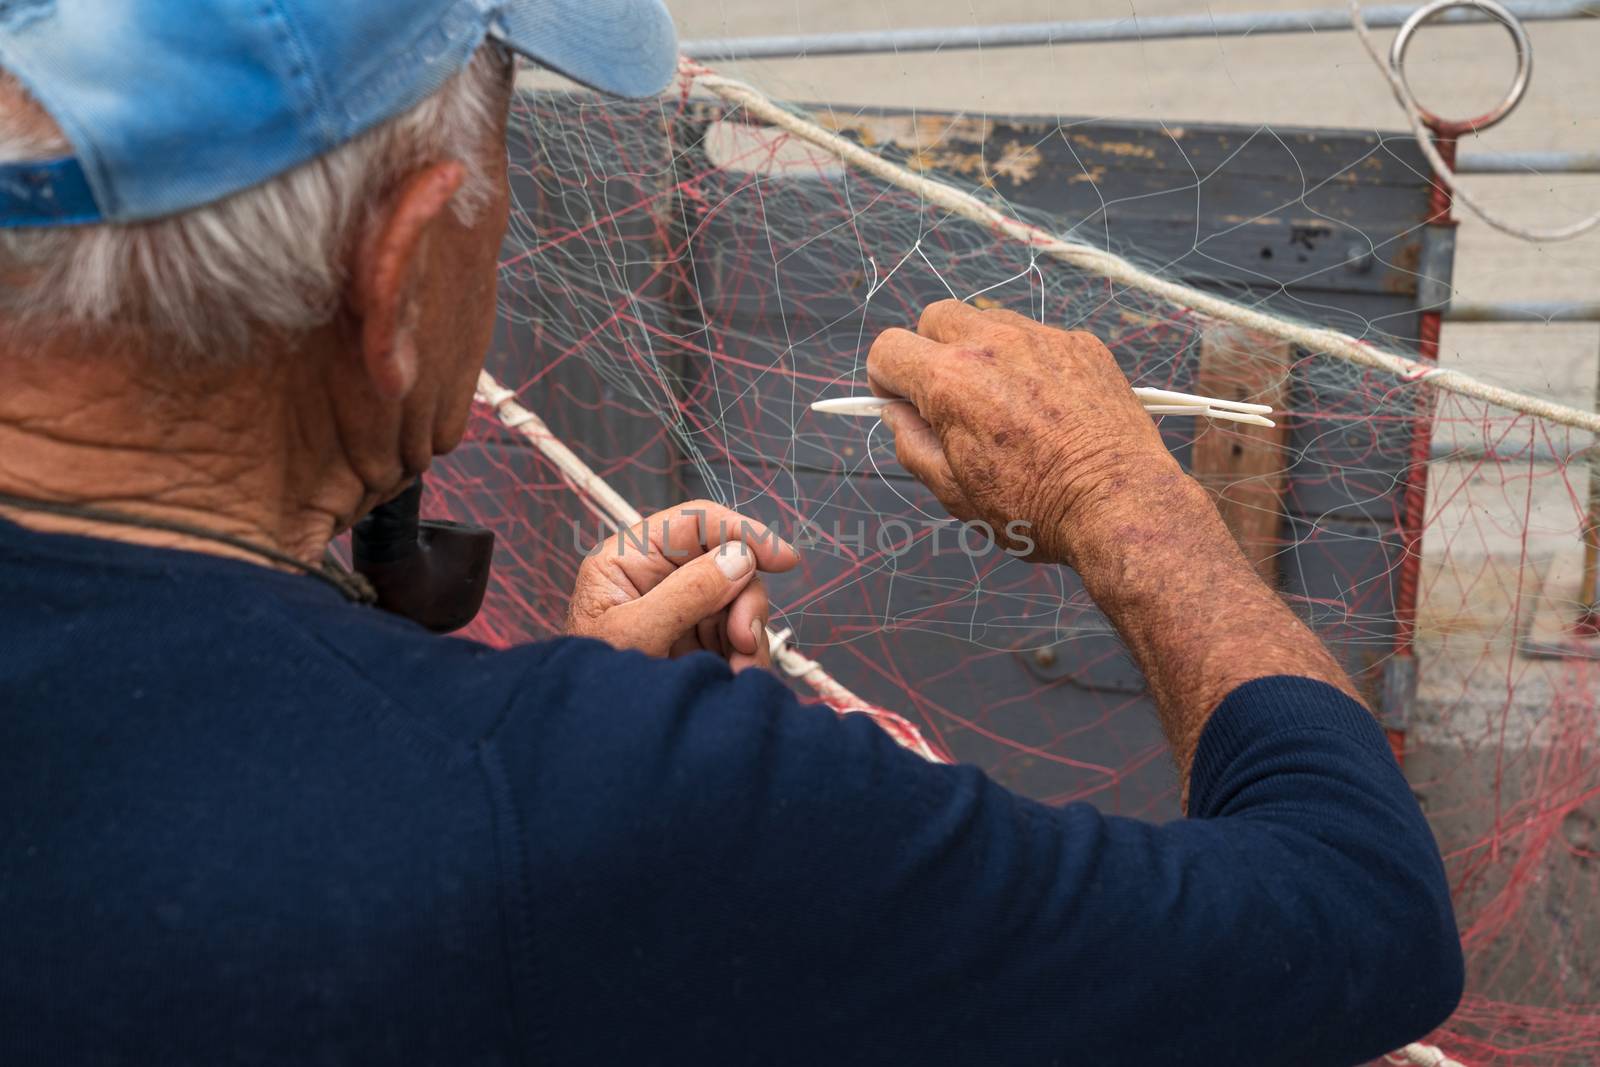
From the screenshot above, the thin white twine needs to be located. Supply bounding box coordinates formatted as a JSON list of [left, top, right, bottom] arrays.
[[1351, 0, 1600, 243], [497, 62, 1481, 1056], [683, 58, 1600, 436]]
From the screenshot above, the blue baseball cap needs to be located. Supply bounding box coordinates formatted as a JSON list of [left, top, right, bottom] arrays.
[[0, 0, 677, 227]]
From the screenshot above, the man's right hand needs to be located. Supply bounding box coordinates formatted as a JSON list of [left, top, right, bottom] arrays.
[[868, 299, 1362, 785], [866, 300, 1187, 566]]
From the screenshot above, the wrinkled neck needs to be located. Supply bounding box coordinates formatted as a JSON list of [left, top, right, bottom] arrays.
[[0, 329, 358, 568]]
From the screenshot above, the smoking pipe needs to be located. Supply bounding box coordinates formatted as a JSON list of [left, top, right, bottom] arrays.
[[351, 476, 493, 633]]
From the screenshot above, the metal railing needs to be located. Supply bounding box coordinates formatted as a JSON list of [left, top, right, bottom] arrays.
[[683, 0, 1597, 61], [1445, 300, 1600, 321], [1456, 149, 1600, 172]]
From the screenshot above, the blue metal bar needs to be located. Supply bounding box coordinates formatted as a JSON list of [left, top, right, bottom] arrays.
[[1454, 150, 1600, 173], [1444, 300, 1600, 322], [682, 1, 1598, 61]]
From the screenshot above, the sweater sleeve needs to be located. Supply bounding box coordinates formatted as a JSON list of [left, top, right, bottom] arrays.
[[486, 642, 1463, 1065]]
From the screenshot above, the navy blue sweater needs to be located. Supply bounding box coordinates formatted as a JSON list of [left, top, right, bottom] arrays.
[[0, 516, 1462, 1065]]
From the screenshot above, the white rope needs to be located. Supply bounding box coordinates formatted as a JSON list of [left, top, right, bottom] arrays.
[[1350, 0, 1600, 243], [475, 369, 880, 712], [475, 371, 644, 528], [682, 58, 1600, 436]]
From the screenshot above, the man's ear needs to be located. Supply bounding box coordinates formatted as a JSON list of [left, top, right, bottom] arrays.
[[349, 161, 467, 400]]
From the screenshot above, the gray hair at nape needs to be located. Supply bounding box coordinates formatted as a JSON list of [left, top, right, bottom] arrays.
[[0, 44, 512, 363]]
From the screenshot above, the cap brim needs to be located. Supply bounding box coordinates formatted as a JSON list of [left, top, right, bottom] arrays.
[[492, 0, 678, 100]]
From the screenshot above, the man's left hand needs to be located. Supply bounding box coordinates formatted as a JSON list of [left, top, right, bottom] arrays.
[[564, 501, 800, 671]]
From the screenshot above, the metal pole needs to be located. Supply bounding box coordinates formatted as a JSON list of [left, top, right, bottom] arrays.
[[1455, 150, 1600, 173], [683, 0, 1598, 61], [1387, 122, 1464, 763], [1445, 300, 1600, 322], [1582, 336, 1600, 627]]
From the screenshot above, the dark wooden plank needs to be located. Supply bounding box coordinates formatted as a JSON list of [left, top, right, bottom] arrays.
[[683, 98, 1434, 297], [1190, 323, 1293, 584]]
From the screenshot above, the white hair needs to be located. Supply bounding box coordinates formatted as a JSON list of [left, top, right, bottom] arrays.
[[0, 45, 512, 363]]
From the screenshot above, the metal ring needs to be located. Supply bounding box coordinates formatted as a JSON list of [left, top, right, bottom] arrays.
[[1389, 0, 1532, 132]]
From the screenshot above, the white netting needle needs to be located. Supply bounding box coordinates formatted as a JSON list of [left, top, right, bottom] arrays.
[[812, 394, 1275, 428], [810, 396, 909, 418], [1140, 405, 1277, 428], [1130, 386, 1273, 415]]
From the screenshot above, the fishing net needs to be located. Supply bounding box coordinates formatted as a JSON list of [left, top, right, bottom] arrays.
[[420, 64, 1599, 1065]]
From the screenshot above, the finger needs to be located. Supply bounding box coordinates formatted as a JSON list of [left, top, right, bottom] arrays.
[[728, 609, 772, 672], [595, 502, 787, 601], [606, 540, 757, 651], [866, 327, 949, 417], [879, 402, 974, 518], [728, 638, 770, 672], [705, 511, 801, 575], [976, 303, 1043, 331], [916, 298, 987, 343], [612, 502, 800, 596], [658, 501, 800, 574], [696, 611, 723, 658], [726, 578, 768, 657], [752, 616, 772, 667]]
